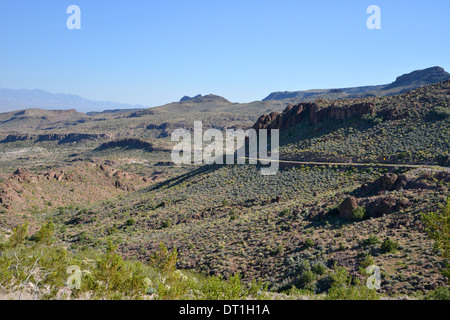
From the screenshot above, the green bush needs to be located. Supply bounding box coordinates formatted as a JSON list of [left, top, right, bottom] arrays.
[[312, 262, 326, 275], [149, 242, 178, 273], [162, 220, 172, 229], [359, 254, 375, 269], [324, 267, 379, 300], [380, 238, 399, 253], [362, 235, 380, 247], [198, 273, 266, 300], [7, 222, 29, 248], [352, 206, 367, 220], [107, 225, 118, 235], [33, 221, 55, 246], [422, 195, 450, 283], [425, 286, 450, 300], [422, 196, 450, 259], [430, 107, 450, 119], [304, 238, 315, 249]]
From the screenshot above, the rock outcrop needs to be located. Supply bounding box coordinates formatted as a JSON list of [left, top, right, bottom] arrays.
[[252, 100, 375, 131], [338, 196, 359, 220]]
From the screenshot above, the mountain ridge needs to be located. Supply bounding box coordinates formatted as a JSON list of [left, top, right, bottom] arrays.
[[1, 67, 449, 118], [263, 66, 450, 102]]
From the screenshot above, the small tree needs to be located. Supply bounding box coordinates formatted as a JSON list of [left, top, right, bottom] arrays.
[[149, 242, 178, 273], [33, 221, 55, 246], [7, 222, 29, 248]]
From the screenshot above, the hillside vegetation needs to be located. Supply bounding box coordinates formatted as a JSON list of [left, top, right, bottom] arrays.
[[0, 78, 449, 300]]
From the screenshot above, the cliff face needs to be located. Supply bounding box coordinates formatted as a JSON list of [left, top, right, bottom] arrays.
[[252, 100, 375, 131]]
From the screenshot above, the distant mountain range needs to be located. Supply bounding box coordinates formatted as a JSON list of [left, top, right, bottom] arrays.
[[0, 88, 149, 114], [0, 66, 449, 115], [262, 66, 450, 102]]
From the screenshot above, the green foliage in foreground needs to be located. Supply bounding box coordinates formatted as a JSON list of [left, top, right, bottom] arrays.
[[422, 195, 450, 286], [324, 267, 379, 300], [0, 223, 268, 300], [422, 195, 450, 260], [0, 222, 385, 300], [351, 206, 367, 221], [425, 286, 450, 300], [283, 266, 379, 300]]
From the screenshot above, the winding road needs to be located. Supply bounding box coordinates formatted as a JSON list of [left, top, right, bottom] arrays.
[[240, 157, 450, 172]]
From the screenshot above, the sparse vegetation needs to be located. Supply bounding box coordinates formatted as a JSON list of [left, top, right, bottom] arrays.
[[0, 80, 449, 300], [380, 238, 400, 254]]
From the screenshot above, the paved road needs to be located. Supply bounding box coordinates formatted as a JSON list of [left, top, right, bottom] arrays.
[[241, 157, 450, 172]]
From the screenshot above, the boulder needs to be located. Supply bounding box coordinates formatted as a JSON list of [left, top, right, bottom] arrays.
[[375, 173, 398, 191], [393, 174, 408, 190], [271, 196, 281, 203], [366, 195, 399, 217], [338, 196, 359, 220]]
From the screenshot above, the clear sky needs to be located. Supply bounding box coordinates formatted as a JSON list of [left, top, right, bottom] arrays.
[[0, 0, 449, 107]]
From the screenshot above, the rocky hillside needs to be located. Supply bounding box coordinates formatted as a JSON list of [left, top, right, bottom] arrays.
[[263, 66, 450, 102], [253, 100, 375, 131], [253, 80, 450, 166]]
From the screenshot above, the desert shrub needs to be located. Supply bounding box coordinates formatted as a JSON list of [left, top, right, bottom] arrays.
[[6, 222, 29, 248], [1, 224, 270, 300], [87, 240, 147, 300], [380, 238, 399, 253], [162, 220, 172, 228], [430, 107, 450, 119], [312, 262, 326, 275], [276, 244, 285, 255], [362, 235, 380, 247], [422, 195, 450, 282], [198, 274, 263, 300], [107, 225, 118, 235], [424, 286, 450, 300], [0, 222, 70, 299], [126, 218, 136, 226], [295, 270, 316, 291], [352, 206, 367, 220], [324, 267, 379, 300], [32, 221, 55, 246], [422, 196, 450, 259], [279, 208, 290, 217], [304, 238, 315, 249], [359, 254, 375, 269], [78, 231, 91, 244], [149, 242, 178, 273], [362, 114, 384, 125]]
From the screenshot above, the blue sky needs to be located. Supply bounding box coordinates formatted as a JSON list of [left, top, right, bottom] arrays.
[[0, 0, 449, 107]]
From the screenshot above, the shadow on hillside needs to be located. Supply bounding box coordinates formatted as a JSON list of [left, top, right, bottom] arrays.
[[278, 117, 378, 148], [93, 138, 155, 152], [144, 163, 223, 192]]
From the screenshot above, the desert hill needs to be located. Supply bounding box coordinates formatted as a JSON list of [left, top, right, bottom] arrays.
[[263, 66, 450, 102]]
